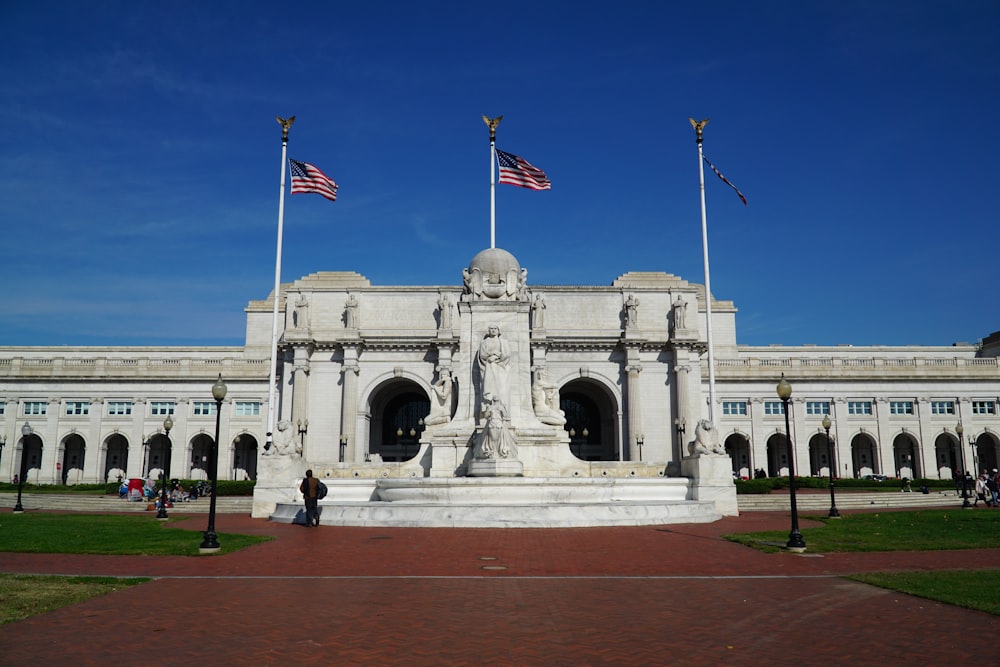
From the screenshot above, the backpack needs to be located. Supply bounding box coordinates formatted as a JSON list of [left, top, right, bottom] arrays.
[[317, 481, 328, 500]]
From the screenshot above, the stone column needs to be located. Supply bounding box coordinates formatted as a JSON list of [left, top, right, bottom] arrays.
[[625, 362, 643, 461], [83, 398, 103, 483], [673, 362, 692, 459], [290, 346, 311, 453], [341, 346, 361, 462]]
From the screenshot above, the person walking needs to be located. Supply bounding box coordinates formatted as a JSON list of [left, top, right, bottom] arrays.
[[300, 469, 321, 527]]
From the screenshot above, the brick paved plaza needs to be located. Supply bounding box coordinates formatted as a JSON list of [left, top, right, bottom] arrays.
[[1, 509, 997, 665]]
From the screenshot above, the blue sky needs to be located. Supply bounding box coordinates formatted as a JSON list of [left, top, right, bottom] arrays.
[[1, 1, 997, 348]]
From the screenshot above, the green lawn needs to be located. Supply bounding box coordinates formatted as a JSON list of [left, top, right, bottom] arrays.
[[0, 513, 271, 556], [848, 570, 1000, 616], [724, 509, 1000, 553], [0, 574, 149, 625]]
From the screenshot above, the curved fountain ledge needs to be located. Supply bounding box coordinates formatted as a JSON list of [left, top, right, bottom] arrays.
[[269, 477, 722, 528]]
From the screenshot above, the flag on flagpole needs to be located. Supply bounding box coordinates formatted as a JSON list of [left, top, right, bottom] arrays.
[[496, 149, 551, 191], [289, 159, 338, 201], [702, 155, 747, 205]]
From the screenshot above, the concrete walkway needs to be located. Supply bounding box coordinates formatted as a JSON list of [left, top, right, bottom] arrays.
[[1, 496, 997, 665]]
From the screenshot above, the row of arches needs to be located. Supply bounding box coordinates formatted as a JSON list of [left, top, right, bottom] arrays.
[[724, 431, 1000, 480], [11, 431, 260, 484]]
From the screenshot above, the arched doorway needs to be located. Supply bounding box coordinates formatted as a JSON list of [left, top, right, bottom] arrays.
[[766, 433, 789, 477], [18, 431, 43, 484], [61, 434, 86, 485], [934, 433, 959, 480], [369, 379, 429, 462], [559, 379, 618, 461], [892, 433, 920, 479], [808, 433, 831, 477], [190, 434, 213, 480], [972, 433, 999, 475], [233, 433, 258, 480], [851, 433, 878, 478], [148, 432, 172, 481], [724, 433, 751, 479], [104, 433, 129, 483]]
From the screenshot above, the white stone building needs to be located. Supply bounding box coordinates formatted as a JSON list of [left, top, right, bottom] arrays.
[[1, 249, 997, 518]]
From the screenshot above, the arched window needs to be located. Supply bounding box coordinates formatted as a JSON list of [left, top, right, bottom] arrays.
[[559, 379, 618, 461], [370, 383, 429, 462]]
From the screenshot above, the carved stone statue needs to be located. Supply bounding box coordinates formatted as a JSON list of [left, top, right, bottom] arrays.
[[531, 293, 546, 329], [437, 293, 452, 331], [425, 368, 454, 426], [672, 295, 687, 332], [532, 368, 565, 425], [690, 419, 726, 456], [475, 394, 518, 460], [477, 324, 511, 409], [625, 294, 639, 329], [293, 293, 310, 330], [264, 420, 301, 457], [345, 293, 359, 329]]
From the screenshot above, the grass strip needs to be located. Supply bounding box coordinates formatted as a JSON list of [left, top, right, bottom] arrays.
[[724, 509, 1000, 553], [0, 573, 150, 625], [0, 513, 271, 556], [848, 570, 1000, 616]]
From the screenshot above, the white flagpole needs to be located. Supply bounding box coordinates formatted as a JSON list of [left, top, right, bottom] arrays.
[[266, 116, 295, 451], [483, 116, 502, 249], [691, 118, 717, 424]]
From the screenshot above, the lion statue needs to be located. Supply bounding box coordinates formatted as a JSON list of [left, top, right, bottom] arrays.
[[689, 419, 726, 456]]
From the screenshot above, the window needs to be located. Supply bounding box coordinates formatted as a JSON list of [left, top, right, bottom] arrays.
[[0, 403, 5, 415], [65, 401, 90, 416], [806, 401, 831, 416], [930, 401, 955, 415], [847, 401, 872, 416], [890, 401, 914, 415], [193, 401, 217, 416], [150, 401, 175, 416], [108, 401, 133, 416], [235, 401, 261, 416], [764, 401, 785, 416], [24, 401, 47, 416], [972, 401, 996, 415]]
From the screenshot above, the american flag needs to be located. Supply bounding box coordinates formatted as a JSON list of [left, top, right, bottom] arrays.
[[289, 159, 338, 201], [702, 155, 747, 206], [496, 149, 551, 191]]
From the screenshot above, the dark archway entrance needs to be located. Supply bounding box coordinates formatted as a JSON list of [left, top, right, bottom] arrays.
[[61, 434, 86, 485], [724, 433, 751, 479], [104, 433, 128, 483], [559, 379, 618, 461], [233, 434, 258, 480], [369, 379, 430, 462]]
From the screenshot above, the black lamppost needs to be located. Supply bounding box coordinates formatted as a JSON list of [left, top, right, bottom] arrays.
[[822, 414, 840, 519], [339, 434, 348, 463], [777, 375, 805, 552], [957, 422, 970, 508], [969, 434, 979, 477], [200, 374, 227, 553], [157, 416, 173, 520], [13, 422, 32, 513]]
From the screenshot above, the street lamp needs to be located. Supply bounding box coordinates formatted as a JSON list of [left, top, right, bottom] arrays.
[[157, 416, 174, 520], [777, 374, 805, 552], [13, 423, 32, 513], [822, 415, 840, 519], [956, 422, 970, 508], [339, 434, 348, 463], [200, 374, 227, 553], [969, 434, 979, 477]]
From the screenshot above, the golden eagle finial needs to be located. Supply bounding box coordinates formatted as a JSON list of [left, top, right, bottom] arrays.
[[276, 115, 296, 141], [482, 115, 503, 140], [689, 117, 709, 143]]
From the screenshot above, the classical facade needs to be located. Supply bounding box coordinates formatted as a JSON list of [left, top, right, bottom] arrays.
[[1, 249, 998, 519]]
